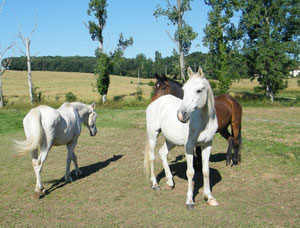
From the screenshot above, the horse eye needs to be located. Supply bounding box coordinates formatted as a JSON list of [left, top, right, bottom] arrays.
[[196, 89, 202, 93]]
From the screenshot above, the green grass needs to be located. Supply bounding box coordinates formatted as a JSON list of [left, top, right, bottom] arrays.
[[1, 106, 300, 227]]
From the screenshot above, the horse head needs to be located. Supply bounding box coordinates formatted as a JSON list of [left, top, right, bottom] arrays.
[[152, 74, 170, 101], [87, 102, 98, 136], [178, 67, 213, 123]]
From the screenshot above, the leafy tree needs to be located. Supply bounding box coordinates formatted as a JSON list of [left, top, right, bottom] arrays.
[[87, 0, 133, 103], [153, 51, 164, 75], [203, 0, 240, 94], [154, 0, 198, 81], [239, 0, 300, 101]]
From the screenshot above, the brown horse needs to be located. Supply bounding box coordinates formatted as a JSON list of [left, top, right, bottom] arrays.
[[152, 74, 242, 167]]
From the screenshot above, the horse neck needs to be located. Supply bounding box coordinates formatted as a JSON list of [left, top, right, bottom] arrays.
[[71, 102, 89, 124], [200, 81, 216, 121], [168, 79, 183, 99]]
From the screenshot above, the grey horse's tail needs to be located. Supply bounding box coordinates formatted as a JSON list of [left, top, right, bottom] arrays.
[[15, 108, 43, 155]]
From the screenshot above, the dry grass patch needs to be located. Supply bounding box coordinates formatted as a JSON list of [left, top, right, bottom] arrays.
[[2, 71, 154, 104]]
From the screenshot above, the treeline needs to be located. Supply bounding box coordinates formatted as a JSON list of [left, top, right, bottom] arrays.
[[6, 56, 96, 73], [5, 51, 248, 79]]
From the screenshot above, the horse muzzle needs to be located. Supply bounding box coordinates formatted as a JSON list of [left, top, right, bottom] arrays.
[[90, 129, 97, 136], [177, 107, 190, 123]]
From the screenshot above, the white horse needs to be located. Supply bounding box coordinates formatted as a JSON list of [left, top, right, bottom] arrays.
[[15, 102, 98, 198], [144, 67, 219, 209]]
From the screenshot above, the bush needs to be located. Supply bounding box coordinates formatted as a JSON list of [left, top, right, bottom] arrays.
[[135, 87, 143, 101], [65, 92, 77, 102], [254, 86, 263, 93], [148, 81, 155, 87], [113, 95, 124, 102], [208, 80, 217, 89], [32, 86, 44, 103]]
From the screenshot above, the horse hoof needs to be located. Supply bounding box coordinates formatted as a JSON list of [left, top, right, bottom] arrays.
[[152, 185, 160, 192], [166, 184, 174, 191], [186, 204, 195, 210], [207, 198, 219, 206], [33, 190, 46, 199]]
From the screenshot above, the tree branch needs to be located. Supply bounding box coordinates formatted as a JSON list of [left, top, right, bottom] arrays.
[[0, 42, 15, 59], [29, 10, 38, 42], [0, 0, 5, 16], [166, 30, 179, 49]]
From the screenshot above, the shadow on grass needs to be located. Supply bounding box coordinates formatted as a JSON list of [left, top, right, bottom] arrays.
[[156, 155, 222, 201], [43, 155, 123, 197]]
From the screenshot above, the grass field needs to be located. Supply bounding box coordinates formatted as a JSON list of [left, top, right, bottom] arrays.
[[2, 70, 300, 108], [0, 71, 300, 226]]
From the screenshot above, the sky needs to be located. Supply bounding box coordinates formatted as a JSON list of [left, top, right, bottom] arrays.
[[0, 0, 211, 60]]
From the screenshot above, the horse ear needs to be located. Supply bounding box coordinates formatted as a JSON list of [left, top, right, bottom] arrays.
[[91, 102, 96, 111], [198, 66, 204, 78], [187, 67, 194, 78]]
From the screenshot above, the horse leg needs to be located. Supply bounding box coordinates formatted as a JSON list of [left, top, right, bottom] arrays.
[[65, 139, 78, 182], [32, 146, 49, 199], [72, 152, 82, 177], [232, 124, 242, 166], [185, 140, 196, 209], [159, 141, 175, 190], [202, 142, 219, 206], [220, 129, 233, 166], [194, 146, 202, 172], [145, 134, 160, 191]]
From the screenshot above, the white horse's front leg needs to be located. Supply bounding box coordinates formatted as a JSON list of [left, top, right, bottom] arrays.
[[202, 143, 219, 206], [185, 153, 195, 209]]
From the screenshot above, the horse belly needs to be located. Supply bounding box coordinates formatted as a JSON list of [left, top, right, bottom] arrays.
[[160, 112, 187, 146]]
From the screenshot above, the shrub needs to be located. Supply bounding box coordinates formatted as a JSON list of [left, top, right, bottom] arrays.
[[113, 95, 124, 102], [32, 86, 44, 103], [148, 81, 155, 87], [254, 86, 263, 93], [65, 92, 77, 102], [208, 80, 217, 89], [135, 87, 143, 101]]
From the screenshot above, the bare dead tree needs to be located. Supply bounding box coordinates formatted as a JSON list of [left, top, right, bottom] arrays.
[[18, 10, 38, 105], [0, 0, 4, 15], [0, 0, 15, 108]]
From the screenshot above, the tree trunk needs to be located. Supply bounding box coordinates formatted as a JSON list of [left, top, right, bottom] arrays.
[[0, 75, 3, 108], [179, 49, 186, 81], [102, 94, 107, 104], [26, 37, 34, 105], [177, 0, 186, 82], [267, 83, 274, 102]]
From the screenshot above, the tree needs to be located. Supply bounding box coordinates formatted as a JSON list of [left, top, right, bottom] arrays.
[[87, 0, 133, 104], [203, 0, 240, 94], [153, 51, 164, 75], [239, 0, 300, 101], [18, 11, 38, 105], [154, 0, 198, 81], [0, 0, 15, 108]]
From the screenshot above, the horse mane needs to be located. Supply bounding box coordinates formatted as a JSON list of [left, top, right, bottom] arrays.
[[203, 77, 215, 118]]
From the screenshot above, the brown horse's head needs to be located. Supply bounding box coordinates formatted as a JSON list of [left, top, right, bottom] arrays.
[[151, 74, 171, 101]]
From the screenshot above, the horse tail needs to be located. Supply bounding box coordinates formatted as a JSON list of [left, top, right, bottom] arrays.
[[144, 137, 150, 179], [15, 108, 43, 155], [237, 125, 242, 163]]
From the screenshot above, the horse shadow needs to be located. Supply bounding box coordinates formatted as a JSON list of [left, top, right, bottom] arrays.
[[43, 155, 123, 197], [156, 155, 222, 201]]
